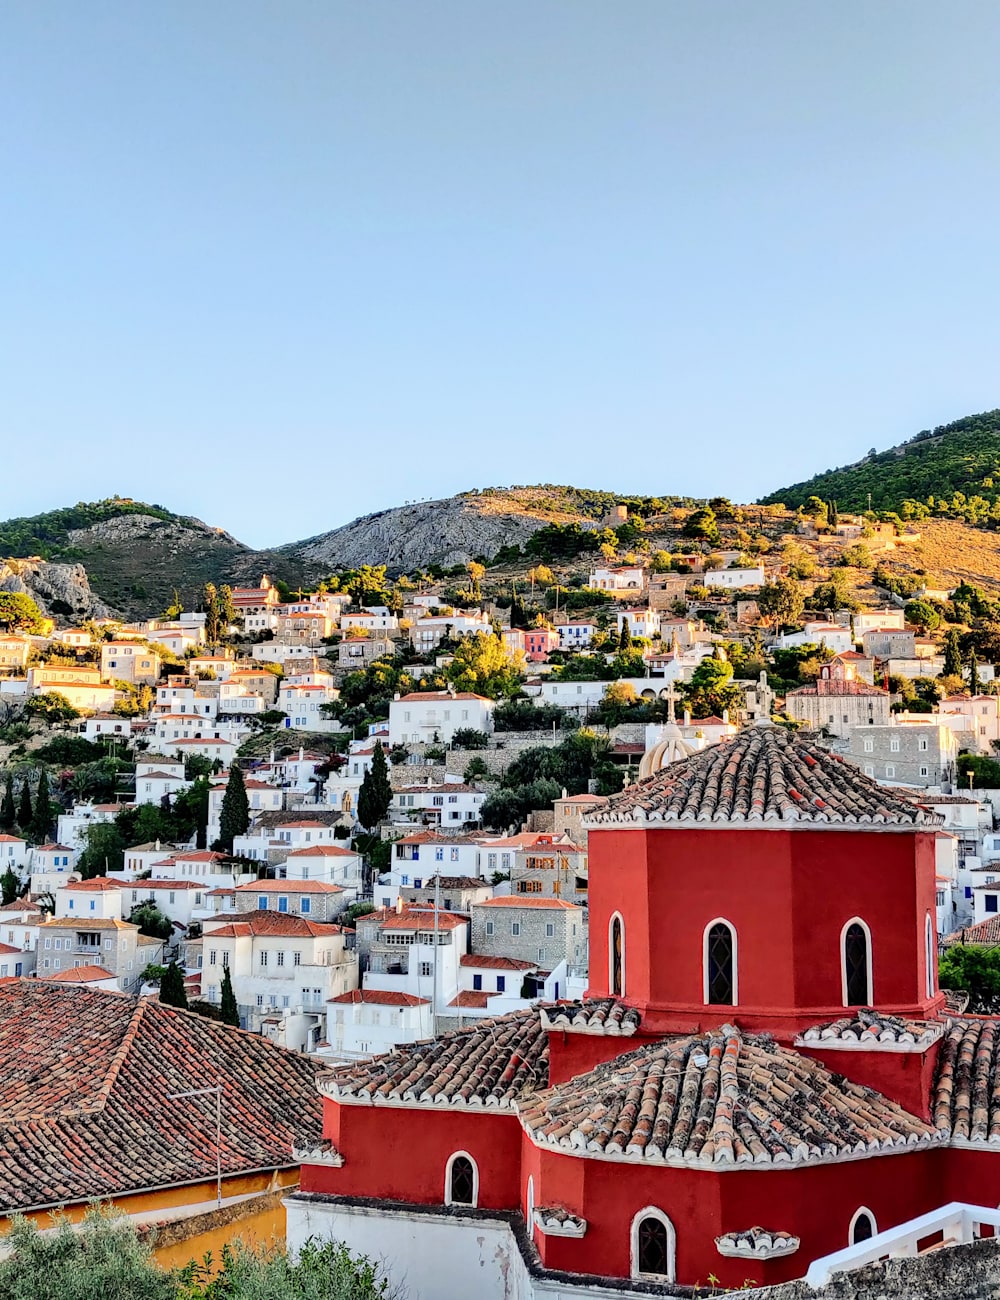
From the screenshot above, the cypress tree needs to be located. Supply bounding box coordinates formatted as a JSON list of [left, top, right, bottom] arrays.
[[943, 628, 963, 678], [0, 866, 20, 907], [159, 960, 188, 1009], [0, 774, 14, 833], [970, 652, 981, 696], [618, 620, 632, 652], [220, 966, 240, 1026], [217, 764, 250, 852], [30, 770, 52, 844], [357, 743, 392, 830], [16, 781, 32, 837]]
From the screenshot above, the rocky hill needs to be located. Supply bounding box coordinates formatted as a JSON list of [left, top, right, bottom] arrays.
[[0, 499, 321, 619], [279, 485, 677, 572], [0, 558, 112, 624], [761, 408, 1000, 516]]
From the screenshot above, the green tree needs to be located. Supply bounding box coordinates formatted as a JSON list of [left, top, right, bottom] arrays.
[[159, 959, 188, 1009], [904, 599, 941, 633], [618, 621, 632, 652], [0, 1206, 176, 1300], [201, 582, 220, 644], [649, 549, 673, 573], [0, 592, 46, 633], [450, 728, 490, 750], [0, 866, 20, 906], [177, 1236, 401, 1300], [943, 627, 963, 678], [16, 780, 32, 836], [682, 506, 719, 542], [757, 578, 804, 628], [25, 691, 79, 722], [130, 902, 173, 941], [30, 769, 53, 844], [446, 631, 523, 698], [217, 765, 250, 853], [838, 542, 873, 569], [939, 945, 1000, 1014], [220, 965, 240, 1026], [683, 652, 742, 720], [357, 743, 392, 830], [970, 652, 981, 695], [76, 821, 126, 877], [0, 774, 15, 833], [217, 583, 236, 631]]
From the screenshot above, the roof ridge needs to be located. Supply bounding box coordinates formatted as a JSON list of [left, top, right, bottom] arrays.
[[91, 997, 150, 1112]]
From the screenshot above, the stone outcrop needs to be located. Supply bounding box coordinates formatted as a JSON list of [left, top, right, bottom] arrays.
[[284, 494, 599, 573], [0, 558, 112, 624]]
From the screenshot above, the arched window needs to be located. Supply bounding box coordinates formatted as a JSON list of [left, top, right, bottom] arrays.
[[704, 919, 737, 1006], [842, 919, 872, 1007], [609, 912, 625, 997], [849, 1207, 876, 1245], [445, 1152, 478, 1207], [631, 1207, 675, 1281], [926, 913, 937, 999]]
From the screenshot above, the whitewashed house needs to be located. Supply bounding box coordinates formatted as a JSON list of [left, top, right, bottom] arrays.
[[388, 690, 495, 746]]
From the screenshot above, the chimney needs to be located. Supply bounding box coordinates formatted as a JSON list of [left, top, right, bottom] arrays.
[[722, 709, 729, 724], [395, 896, 404, 915], [684, 709, 691, 727]]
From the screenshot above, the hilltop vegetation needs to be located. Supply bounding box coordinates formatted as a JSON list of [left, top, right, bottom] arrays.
[[0, 498, 183, 558], [762, 409, 1000, 524]]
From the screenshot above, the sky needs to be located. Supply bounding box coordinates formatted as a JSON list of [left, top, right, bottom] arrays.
[[3, 3, 1000, 548]]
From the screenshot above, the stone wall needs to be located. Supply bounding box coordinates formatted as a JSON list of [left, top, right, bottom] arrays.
[[749, 1235, 1000, 1299]]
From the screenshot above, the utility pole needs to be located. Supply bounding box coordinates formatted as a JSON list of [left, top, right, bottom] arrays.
[[168, 1085, 223, 1207], [432, 874, 440, 1039]]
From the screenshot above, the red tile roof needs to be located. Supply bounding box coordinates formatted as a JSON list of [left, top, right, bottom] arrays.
[[590, 725, 940, 828], [286, 845, 357, 857], [799, 1010, 942, 1047], [539, 999, 641, 1036], [518, 1025, 939, 1166], [449, 991, 491, 1008], [933, 1019, 1000, 1141], [942, 917, 1000, 948], [461, 954, 538, 971], [207, 910, 346, 939], [397, 691, 491, 702], [328, 989, 428, 1007], [475, 897, 580, 910], [0, 982, 322, 1210], [37, 965, 115, 983], [235, 880, 343, 894], [380, 911, 466, 932], [63, 877, 122, 892], [320, 1008, 546, 1109]]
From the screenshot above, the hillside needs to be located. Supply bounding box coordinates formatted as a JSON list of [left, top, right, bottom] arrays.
[[761, 409, 1000, 516], [280, 485, 681, 572], [0, 499, 321, 619]]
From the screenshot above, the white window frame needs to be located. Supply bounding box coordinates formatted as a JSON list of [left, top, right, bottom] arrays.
[[444, 1150, 479, 1208], [848, 1206, 877, 1245], [703, 917, 738, 1006], [609, 910, 626, 998], [926, 912, 936, 999], [630, 1206, 676, 1282], [840, 916, 873, 1007]]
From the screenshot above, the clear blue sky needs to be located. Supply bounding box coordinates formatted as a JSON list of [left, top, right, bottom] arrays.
[[3, 2, 1000, 548]]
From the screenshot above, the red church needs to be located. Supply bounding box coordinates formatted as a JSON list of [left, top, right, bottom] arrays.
[[287, 725, 1000, 1297]]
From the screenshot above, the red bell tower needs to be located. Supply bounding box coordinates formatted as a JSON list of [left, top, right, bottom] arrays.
[[585, 724, 944, 1041]]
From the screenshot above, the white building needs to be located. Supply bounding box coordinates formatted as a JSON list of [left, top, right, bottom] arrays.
[[134, 759, 189, 806], [587, 565, 645, 593], [704, 565, 765, 590], [388, 691, 495, 747], [393, 783, 485, 828], [280, 844, 363, 892], [360, 905, 468, 1013], [323, 988, 433, 1061], [409, 612, 492, 654], [615, 608, 660, 640], [0, 834, 28, 873], [278, 683, 340, 732], [776, 623, 855, 654], [554, 621, 597, 650]]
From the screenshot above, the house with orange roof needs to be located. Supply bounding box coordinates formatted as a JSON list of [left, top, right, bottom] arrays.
[[324, 987, 432, 1062], [389, 688, 495, 746], [471, 895, 586, 972], [0, 833, 27, 873], [193, 909, 357, 1050], [357, 904, 469, 1015]]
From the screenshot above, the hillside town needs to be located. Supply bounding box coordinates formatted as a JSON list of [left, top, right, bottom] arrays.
[[4, 494, 1000, 1291]]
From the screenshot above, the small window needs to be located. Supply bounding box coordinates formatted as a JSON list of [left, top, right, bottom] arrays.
[[843, 920, 872, 1006], [445, 1153, 478, 1207], [472, 974, 482, 991], [511, 922, 521, 937], [631, 1209, 675, 1281], [705, 920, 736, 1006], [496, 975, 506, 993], [850, 1208, 876, 1245]]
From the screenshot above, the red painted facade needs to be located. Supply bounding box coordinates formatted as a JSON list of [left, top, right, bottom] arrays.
[[306, 814, 996, 1288]]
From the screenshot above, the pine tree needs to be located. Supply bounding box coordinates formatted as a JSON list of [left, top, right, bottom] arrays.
[[217, 765, 250, 852], [159, 960, 188, 1009], [970, 652, 981, 696], [357, 743, 392, 830], [220, 965, 240, 1026], [202, 582, 220, 644], [16, 781, 32, 837], [0, 774, 14, 833], [943, 628, 963, 678], [0, 866, 20, 907], [618, 620, 632, 652], [30, 770, 52, 844]]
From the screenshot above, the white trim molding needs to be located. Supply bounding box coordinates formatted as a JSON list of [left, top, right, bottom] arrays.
[[703, 917, 738, 1007], [444, 1150, 479, 1208], [630, 1206, 676, 1283], [848, 1205, 877, 1245], [840, 917, 873, 1007]]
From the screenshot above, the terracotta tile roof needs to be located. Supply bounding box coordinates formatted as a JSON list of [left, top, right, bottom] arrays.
[[715, 1228, 800, 1260], [406, 876, 488, 891], [329, 989, 428, 1007], [380, 911, 466, 932], [461, 954, 538, 971], [126, 879, 208, 891], [941, 917, 1000, 948], [320, 1007, 548, 1109], [286, 845, 357, 857], [474, 897, 580, 910], [207, 910, 345, 939], [0, 835, 25, 844], [798, 1010, 942, 1047], [532, 1206, 587, 1237], [0, 897, 39, 913], [38, 965, 115, 983], [932, 1018, 1000, 1142], [63, 877, 124, 892], [943, 989, 971, 1015], [539, 999, 641, 1036], [0, 982, 322, 1211], [787, 679, 889, 698], [38, 918, 135, 932], [235, 880, 344, 894], [395, 784, 478, 795], [0, 943, 21, 956], [449, 990, 491, 1008], [589, 725, 940, 828], [517, 1025, 938, 1166], [397, 691, 491, 702]]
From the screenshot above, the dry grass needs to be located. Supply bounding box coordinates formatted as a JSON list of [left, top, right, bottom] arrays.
[[884, 520, 1000, 592]]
